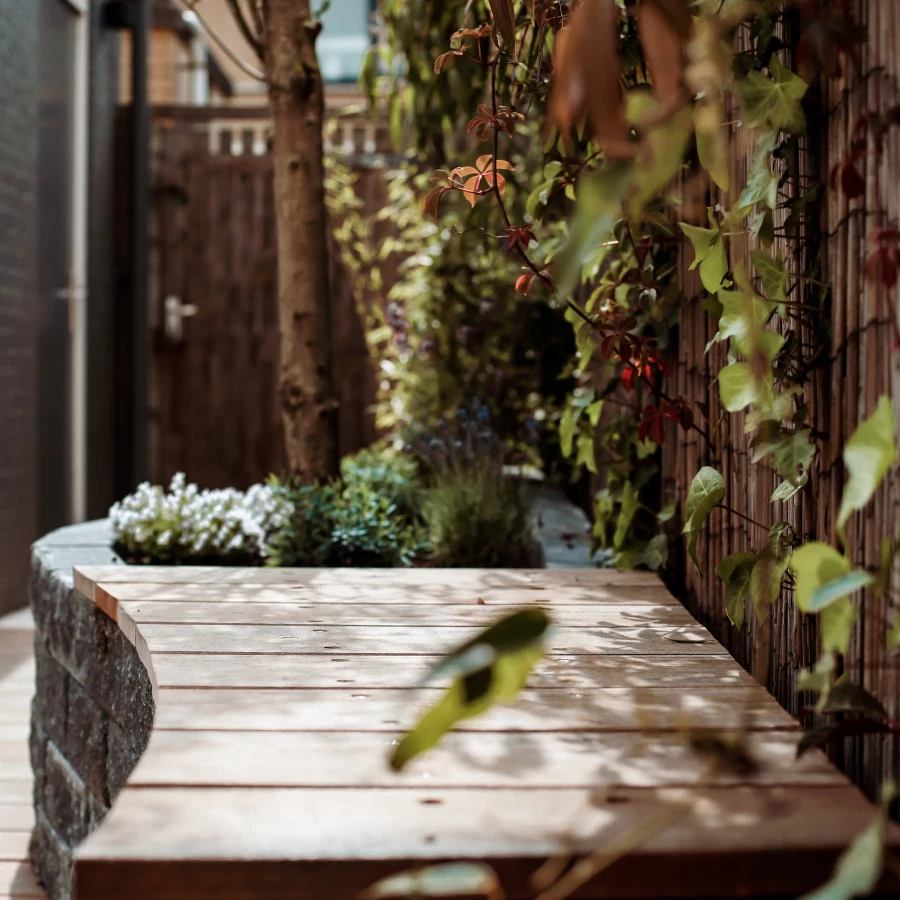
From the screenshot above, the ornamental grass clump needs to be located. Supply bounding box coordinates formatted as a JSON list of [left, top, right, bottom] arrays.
[[110, 473, 292, 565]]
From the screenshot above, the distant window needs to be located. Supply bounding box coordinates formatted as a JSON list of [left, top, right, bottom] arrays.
[[318, 0, 372, 83]]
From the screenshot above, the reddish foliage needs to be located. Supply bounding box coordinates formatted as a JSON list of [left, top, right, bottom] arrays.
[[639, 398, 693, 446], [467, 104, 524, 141], [867, 228, 900, 291], [830, 150, 869, 200], [500, 224, 536, 254]]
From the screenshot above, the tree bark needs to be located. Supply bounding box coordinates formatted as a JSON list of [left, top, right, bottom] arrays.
[[263, 0, 338, 481]]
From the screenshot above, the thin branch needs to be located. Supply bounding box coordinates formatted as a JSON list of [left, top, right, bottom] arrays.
[[177, 0, 268, 83], [225, 0, 264, 60]]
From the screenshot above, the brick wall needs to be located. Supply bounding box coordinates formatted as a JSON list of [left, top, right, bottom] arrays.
[[0, 0, 39, 616]]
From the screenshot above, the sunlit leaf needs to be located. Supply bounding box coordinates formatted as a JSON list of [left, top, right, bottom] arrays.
[[680, 221, 728, 293], [613, 481, 639, 551], [682, 467, 725, 575], [807, 570, 874, 614], [750, 248, 788, 303], [718, 361, 764, 412], [392, 610, 551, 771], [798, 782, 896, 900], [361, 862, 503, 900], [576, 434, 598, 474], [821, 597, 857, 655], [836, 396, 897, 539], [771, 472, 807, 502], [736, 56, 808, 135], [559, 408, 576, 458], [716, 552, 756, 628], [789, 542, 851, 613]]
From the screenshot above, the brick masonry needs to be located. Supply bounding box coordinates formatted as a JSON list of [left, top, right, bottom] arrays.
[[0, 0, 39, 617], [29, 523, 153, 900]]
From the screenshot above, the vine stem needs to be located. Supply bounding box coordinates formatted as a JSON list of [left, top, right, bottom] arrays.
[[720, 504, 769, 532]]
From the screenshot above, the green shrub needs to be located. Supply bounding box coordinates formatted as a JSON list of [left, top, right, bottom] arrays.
[[267, 448, 427, 568], [421, 463, 534, 568]]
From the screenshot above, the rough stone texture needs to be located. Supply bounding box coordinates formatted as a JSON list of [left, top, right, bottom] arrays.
[[29, 525, 153, 900]]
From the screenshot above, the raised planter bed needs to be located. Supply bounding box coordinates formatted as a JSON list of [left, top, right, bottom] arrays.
[[27, 487, 592, 899]]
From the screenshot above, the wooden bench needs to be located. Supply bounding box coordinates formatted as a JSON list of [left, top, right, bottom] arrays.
[[69, 566, 897, 899]]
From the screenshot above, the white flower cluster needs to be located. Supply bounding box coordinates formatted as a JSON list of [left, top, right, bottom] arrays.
[[110, 473, 293, 562]]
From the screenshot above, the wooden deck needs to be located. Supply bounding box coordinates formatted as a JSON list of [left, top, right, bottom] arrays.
[[0, 608, 47, 899], [70, 566, 896, 900]]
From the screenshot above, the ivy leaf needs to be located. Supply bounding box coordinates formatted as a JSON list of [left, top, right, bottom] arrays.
[[718, 361, 764, 412], [736, 133, 778, 214], [556, 161, 633, 298], [772, 472, 808, 502], [680, 221, 728, 293], [716, 552, 756, 628], [750, 248, 788, 303], [836, 396, 897, 539], [821, 675, 887, 719], [714, 283, 772, 356], [392, 610, 551, 770], [559, 408, 576, 458], [613, 481, 639, 551], [821, 598, 857, 656], [361, 862, 502, 899], [798, 652, 836, 707], [789, 542, 851, 613], [488, 0, 517, 54], [682, 467, 726, 575], [587, 399, 605, 426], [736, 56, 809, 135], [750, 550, 789, 612], [576, 434, 598, 474], [807, 570, 874, 614], [695, 106, 730, 192], [751, 426, 815, 486], [798, 782, 896, 900]]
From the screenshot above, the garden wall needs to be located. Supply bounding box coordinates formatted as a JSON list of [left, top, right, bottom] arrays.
[[28, 522, 153, 900], [666, 0, 900, 795]]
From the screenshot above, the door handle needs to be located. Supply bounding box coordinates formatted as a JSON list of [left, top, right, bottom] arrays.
[[164, 295, 198, 344]]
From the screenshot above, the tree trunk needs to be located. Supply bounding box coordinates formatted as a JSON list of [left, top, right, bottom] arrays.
[[263, 0, 338, 482]]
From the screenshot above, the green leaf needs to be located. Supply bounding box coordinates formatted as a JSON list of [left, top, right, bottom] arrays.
[[695, 107, 730, 192], [821, 597, 857, 655], [488, 0, 517, 54], [736, 135, 778, 213], [887, 619, 900, 650], [613, 481, 639, 551], [392, 610, 551, 771], [587, 399, 604, 427], [771, 472, 807, 502], [736, 56, 809, 135], [798, 653, 836, 703], [682, 467, 726, 575], [718, 362, 764, 412], [559, 408, 576, 458], [837, 396, 897, 539], [789, 542, 851, 613], [628, 108, 692, 219], [557, 161, 634, 298], [361, 862, 502, 899], [751, 426, 815, 485], [750, 550, 789, 613], [821, 675, 887, 719], [679, 221, 728, 293], [798, 782, 895, 900], [750, 248, 788, 303], [714, 283, 772, 356], [576, 434, 598, 474], [716, 552, 757, 628], [807, 570, 874, 613]]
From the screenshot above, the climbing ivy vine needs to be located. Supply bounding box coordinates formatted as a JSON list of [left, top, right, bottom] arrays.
[[357, 0, 900, 894]]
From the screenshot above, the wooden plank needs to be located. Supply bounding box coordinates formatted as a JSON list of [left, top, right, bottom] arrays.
[[119, 601, 696, 628], [77, 566, 664, 588], [150, 652, 757, 690], [0, 832, 31, 863], [0, 808, 32, 833], [129, 729, 839, 789], [97, 580, 681, 606], [153, 686, 798, 733], [74, 786, 896, 900], [136, 623, 725, 657], [0, 863, 42, 897]]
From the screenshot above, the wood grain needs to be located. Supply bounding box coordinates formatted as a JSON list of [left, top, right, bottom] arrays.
[[70, 566, 897, 899]]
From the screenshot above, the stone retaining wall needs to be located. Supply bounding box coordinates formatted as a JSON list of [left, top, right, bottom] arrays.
[[29, 521, 153, 900]]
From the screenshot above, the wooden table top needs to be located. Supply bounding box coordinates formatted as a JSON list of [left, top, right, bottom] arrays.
[[70, 566, 896, 900]]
